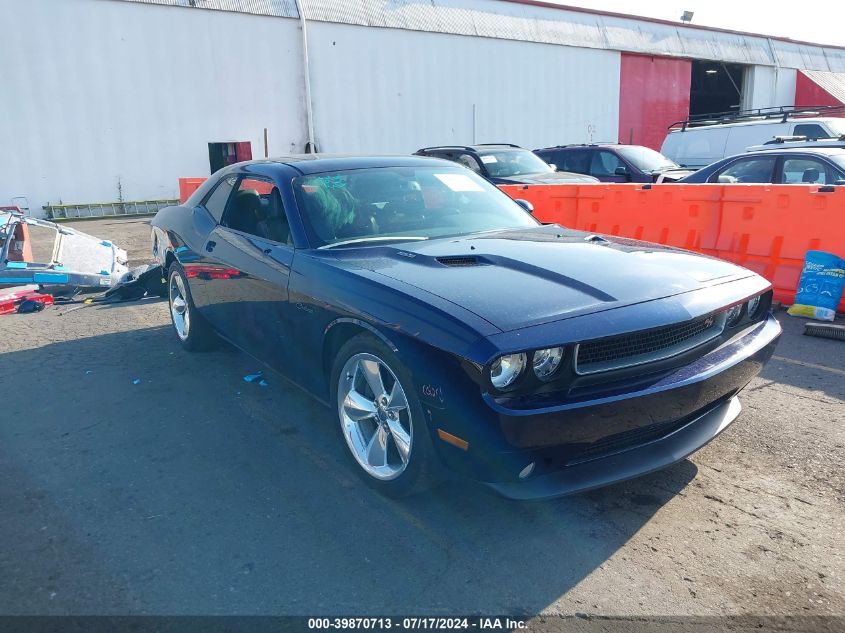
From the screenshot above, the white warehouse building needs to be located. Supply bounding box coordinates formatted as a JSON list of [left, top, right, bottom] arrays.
[[2, 0, 844, 217]]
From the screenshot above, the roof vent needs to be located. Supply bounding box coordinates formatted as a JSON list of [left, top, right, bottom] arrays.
[[436, 256, 479, 267]]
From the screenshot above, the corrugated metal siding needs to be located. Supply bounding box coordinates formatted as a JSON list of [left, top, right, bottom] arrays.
[[116, 0, 298, 18], [307, 21, 620, 153], [800, 70, 845, 103], [300, 0, 845, 72], [2, 0, 306, 216], [618, 54, 691, 150], [111, 0, 845, 72]]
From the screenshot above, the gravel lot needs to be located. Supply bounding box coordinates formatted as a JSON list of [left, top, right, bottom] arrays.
[[1, 217, 843, 624]]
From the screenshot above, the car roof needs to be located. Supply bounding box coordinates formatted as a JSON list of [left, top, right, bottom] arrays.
[[668, 117, 842, 133], [739, 147, 845, 157], [417, 144, 524, 153], [236, 154, 452, 175], [535, 144, 629, 151]]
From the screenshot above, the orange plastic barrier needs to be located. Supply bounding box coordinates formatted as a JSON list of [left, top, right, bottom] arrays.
[[179, 177, 208, 204], [500, 183, 845, 312], [7, 222, 33, 263], [179, 177, 276, 202]]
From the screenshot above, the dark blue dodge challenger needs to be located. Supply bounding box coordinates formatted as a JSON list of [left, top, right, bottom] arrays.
[[151, 155, 781, 499]]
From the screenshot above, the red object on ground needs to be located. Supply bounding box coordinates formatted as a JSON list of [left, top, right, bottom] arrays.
[[794, 71, 844, 113], [618, 53, 691, 150], [0, 287, 54, 315]]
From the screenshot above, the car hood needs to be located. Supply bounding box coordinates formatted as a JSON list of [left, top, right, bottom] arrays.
[[494, 171, 598, 184], [337, 226, 753, 332]]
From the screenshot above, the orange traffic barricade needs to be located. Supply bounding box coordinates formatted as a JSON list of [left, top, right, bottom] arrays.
[[500, 183, 845, 312]]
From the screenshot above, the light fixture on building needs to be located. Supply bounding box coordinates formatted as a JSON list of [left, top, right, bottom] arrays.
[[706, 69, 718, 74], [680, 11, 694, 23]]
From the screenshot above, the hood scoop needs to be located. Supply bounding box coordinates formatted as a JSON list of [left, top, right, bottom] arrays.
[[436, 256, 481, 267]]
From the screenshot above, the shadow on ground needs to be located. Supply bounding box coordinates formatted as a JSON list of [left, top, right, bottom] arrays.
[[1, 326, 697, 615], [757, 313, 845, 402]]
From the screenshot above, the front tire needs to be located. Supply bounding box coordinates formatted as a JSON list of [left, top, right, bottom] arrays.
[[167, 262, 217, 351], [331, 333, 440, 497]]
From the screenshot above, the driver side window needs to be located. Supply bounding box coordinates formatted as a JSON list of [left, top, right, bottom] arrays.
[[713, 157, 775, 184], [221, 176, 292, 245], [590, 151, 625, 177]]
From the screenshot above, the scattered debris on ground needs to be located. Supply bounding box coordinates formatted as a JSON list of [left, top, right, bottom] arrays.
[[805, 321, 845, 341], [0, 285, 55, 315]]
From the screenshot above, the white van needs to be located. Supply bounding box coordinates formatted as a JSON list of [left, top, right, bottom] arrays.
[[661, 116, 845, 168]]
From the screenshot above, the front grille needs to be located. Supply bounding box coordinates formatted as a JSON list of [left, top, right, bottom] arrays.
[[566, 418, 688, 466], [575, 312, 725, 375]]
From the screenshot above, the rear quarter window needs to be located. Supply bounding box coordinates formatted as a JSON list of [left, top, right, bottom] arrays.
[[202, 175, 237, 222]]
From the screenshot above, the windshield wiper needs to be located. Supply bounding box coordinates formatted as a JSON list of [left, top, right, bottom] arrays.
[[319, 236, 429, 250]]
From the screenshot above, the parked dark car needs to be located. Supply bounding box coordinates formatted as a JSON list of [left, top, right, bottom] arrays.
[[677, 148, 845, 184], [151, 154, 780, 499], [534, 144, 695, 183], [414, 144, 598, 184]]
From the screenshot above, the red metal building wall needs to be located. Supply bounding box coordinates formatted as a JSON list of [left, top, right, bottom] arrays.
[[618, 53, 691, 150], [795, 71, 843, 111]]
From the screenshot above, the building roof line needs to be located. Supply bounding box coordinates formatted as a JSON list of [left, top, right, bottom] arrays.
[[502, 0, 845, 52]]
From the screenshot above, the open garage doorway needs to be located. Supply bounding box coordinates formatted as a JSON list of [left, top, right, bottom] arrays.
[[689, 60, 746, 117]]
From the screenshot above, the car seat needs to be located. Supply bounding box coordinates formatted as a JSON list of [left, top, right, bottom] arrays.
[[230, 189, 263, 235], [802, 168, 822, 184], [255, 188, 291, 244]]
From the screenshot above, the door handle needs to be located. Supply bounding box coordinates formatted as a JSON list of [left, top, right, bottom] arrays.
[[205, 240, 216, 252]]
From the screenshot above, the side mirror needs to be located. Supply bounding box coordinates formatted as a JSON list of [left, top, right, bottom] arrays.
[[614, 166, 629, 176], [514, 199, 534, 214]]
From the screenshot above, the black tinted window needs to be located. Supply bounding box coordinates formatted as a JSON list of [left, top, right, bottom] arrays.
[[546, 149, 590, 174], [590, 151, 626, 177], [202, 175, 237, 222], [793, 124, 830, 140], [222, 176, 291, 244]]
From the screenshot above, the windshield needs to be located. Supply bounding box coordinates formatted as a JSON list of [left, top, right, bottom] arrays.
[[616, 146, 679, 171], [293, 166, 539, 248], [826, 119, 845, 137], [829, 154, 845, 173], [476, 149, 552, 177]]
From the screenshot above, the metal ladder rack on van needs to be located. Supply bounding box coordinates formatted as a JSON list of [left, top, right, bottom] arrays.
[[668, 104, 845, 131]]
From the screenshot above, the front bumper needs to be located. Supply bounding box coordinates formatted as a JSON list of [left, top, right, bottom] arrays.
[[487, 395, 740, 500], [431, 314, 781, 498]]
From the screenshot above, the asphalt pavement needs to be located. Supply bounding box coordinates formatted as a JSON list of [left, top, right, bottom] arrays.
[[0, 217, 842, 620]]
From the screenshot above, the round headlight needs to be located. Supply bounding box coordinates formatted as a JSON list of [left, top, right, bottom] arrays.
[[490, 353, 527, 389], [725, 304, 743, 326], [746, 295, 762, 318], [533, 346, 565, 380]]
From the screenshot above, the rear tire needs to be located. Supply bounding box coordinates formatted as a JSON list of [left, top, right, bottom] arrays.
[[167, 262, 217, 352], [331, 333, 440, 497]]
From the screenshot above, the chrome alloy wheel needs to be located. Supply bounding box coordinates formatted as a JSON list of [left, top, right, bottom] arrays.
[[169, 272, 190, 341], [337, 353, 413, 480]]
